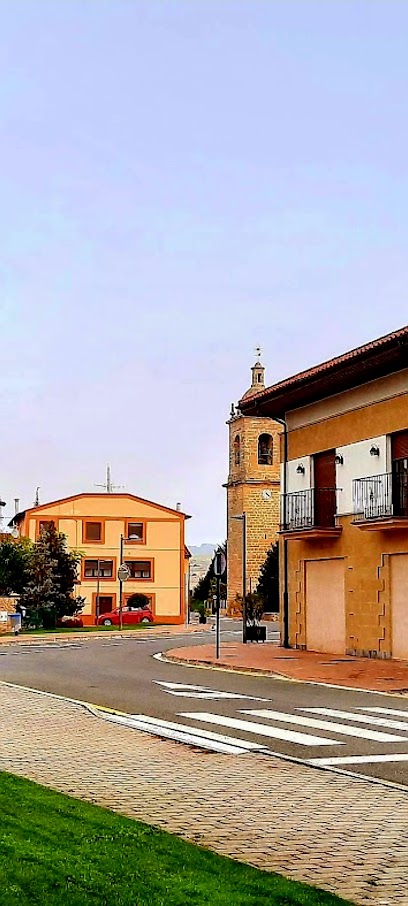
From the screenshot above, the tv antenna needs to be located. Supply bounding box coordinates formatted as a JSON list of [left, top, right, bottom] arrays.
[[95, 463, 124, 494]]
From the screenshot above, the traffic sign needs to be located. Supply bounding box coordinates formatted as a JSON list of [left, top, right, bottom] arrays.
[[213, 550, 226, 578], [118, 564, 130, 582]]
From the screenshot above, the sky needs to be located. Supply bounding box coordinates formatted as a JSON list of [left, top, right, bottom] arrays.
[[1, 1, 408, 545]]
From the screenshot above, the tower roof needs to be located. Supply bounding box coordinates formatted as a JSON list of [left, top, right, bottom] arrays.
[[241, 354, 265, 400]]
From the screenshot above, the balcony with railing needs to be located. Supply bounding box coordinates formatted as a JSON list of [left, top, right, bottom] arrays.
[[280, 487, 342, 539], [352, 471, 408, 530]]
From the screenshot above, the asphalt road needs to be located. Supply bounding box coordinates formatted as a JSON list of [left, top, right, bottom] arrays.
[[1, 623, 408, 787]]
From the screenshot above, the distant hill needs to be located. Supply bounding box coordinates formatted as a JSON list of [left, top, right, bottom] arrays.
[[189, 543, 219, 556]]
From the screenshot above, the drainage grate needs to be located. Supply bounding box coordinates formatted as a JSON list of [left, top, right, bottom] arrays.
[[320, 659, 353, 664], [273, 656, 299, 660]]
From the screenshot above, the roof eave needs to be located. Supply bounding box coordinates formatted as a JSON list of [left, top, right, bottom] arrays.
[[240, 329, 408, 418]]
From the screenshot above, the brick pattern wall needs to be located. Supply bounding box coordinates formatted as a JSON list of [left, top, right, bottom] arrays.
[[0, 596, 18, 634], [287, 517, 408, 658], [226, 414, 282, 609]]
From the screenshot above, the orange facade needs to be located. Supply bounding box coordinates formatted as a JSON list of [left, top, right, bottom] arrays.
[[15, 493, 189, 625], [240, 328, 408, 659], [281, 373, 408, 656]]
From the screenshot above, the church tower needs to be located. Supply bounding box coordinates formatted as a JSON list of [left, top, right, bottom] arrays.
[[225, 355, 281, 612]]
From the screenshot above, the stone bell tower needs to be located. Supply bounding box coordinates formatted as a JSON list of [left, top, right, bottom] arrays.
[[225, 355, 281, 612]]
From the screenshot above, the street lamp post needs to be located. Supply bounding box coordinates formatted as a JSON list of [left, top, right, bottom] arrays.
[[119, 534, 124, 631], [96, 560, 100, 622], [232, 512, 247, 644]]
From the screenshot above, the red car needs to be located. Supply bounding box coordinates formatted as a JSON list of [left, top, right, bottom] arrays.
[[96, 605, 154, 627]]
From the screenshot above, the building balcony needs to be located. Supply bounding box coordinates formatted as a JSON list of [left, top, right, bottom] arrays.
[[352, 472, 408, 530], [280, 488, 342, 540]]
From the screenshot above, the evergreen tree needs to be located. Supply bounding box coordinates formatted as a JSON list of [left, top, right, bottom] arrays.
[[0, 537, 33, 596], [256, 542, 279, 612], [192, 542, 227, 606], [20, 522, 82, 628]]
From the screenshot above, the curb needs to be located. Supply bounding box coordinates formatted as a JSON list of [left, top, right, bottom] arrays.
[[162, 651, 408, 698], [162, 651, 289, 680], [0, 625, 206, 647]]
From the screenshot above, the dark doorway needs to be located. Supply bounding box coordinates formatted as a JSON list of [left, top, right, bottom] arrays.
[[392, 431, 408, 517], [314, 450, 336, 526]]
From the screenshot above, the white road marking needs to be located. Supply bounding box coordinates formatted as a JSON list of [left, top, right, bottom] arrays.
[[178, 712, 343, 746], [91, 709, 265, 755], [309, 754, 408, 767], [241, 709, 407, 743], [154, 681, 268, 700], [301, 707, 408, 733], [358, 707, 408, 719]]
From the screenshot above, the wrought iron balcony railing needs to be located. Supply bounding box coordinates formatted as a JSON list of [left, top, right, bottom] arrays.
[[281, 487, 338, 531], [353, 471, 408, 520]]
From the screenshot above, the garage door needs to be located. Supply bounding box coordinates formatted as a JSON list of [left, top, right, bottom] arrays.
[[305, 559, 345, 654], [391, 554, 408, 659]]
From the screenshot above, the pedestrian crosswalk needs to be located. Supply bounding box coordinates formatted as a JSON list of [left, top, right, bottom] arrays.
[[93, 702, 408, 767], [178, 711, 344, 747], [90, 707, 269, 755], [239, 708, 407, 742]]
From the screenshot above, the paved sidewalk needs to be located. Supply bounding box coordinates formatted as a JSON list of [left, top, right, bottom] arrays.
[[1, 682, 408, 905], [166, 642, 408, 693]]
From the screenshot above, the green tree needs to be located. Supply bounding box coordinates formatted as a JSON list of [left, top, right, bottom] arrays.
[[20, 522, 83, 628], [256, 542, 279, 612], [126, 593, 151, 609], [0, 537, 33, 596], [192, 542, 227, 607]]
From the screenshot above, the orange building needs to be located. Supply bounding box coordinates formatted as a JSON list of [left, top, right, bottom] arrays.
[[240, 325, 408, 659], [11, 493, 190, 626]]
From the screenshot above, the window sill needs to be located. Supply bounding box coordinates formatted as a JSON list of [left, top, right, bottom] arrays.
[[83, 576, 114, 581]]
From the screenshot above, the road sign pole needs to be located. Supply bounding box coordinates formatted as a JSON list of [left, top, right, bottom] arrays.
[[216, 574, 220, 659], [212, 549, 226, 660]]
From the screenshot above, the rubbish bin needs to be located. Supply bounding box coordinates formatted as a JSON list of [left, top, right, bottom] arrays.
[[10, 614, 22, 635]]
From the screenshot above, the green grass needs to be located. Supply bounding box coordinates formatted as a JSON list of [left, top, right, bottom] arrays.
[[0, 772, 352, 906]]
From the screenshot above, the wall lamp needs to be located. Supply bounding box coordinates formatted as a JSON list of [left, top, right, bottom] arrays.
[[335, 453, 344, 465], [296, 463, 305, 475], [370, 445, 380, 457]]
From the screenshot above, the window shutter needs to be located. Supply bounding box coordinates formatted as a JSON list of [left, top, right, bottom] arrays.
[[392, 431, 408, 460]]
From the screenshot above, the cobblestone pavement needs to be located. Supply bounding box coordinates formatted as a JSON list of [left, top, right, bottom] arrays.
[[1, 683, 408, 905]]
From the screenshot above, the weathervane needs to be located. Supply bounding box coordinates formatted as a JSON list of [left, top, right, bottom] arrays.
[[255, 345, 262, 361]]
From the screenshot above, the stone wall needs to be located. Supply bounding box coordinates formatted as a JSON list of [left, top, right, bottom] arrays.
[[226, 413, 281, 609]]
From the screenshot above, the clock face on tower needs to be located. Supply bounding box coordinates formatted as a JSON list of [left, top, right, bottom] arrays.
[[262, 489, 272, 500]]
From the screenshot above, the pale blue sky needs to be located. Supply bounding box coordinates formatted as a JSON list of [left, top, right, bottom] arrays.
[[1, 1, 407, 543]]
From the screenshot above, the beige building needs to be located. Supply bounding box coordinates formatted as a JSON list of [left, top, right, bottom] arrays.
[[11, 493, 190, 626], [241, 325, 408, 658], [225, 359, 282, 610]]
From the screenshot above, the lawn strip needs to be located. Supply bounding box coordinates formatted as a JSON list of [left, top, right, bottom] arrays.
[[0, 772, 352, 905]]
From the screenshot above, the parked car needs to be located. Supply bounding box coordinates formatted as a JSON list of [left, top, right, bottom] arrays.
[[56, 615, 84, 628], [95, 605, 154, 627]]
